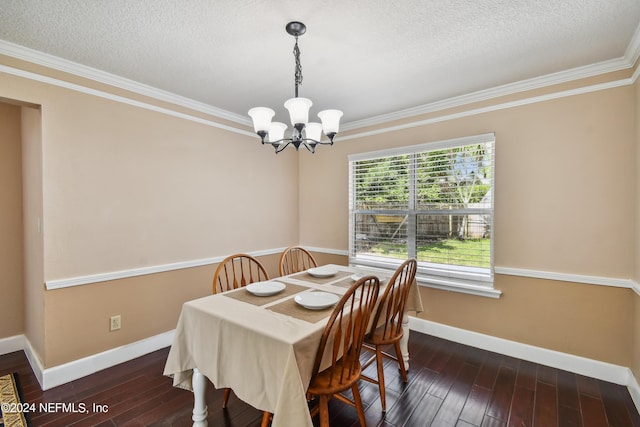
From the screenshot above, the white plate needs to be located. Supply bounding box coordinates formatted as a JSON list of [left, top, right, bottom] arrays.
[[307, 266, 338, 278], [245, 281, 286, 297], [294, 291, 340, 310]]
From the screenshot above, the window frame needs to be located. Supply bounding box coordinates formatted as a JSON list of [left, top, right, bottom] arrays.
[[348, 133, 500, 298]]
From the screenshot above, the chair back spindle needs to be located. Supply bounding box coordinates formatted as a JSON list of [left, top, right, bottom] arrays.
[[279, 246, 318, 276], [369, 259, 417, 342], [212, 253, 269, 294]]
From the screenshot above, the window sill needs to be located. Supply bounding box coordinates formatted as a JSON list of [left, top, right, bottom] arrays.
[[351, 259, 502, 299]]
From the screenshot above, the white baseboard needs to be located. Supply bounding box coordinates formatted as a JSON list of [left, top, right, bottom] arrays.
[[629, 368, 640, 414], [408, 317, 640, 414], [20, 330, 175, 390], [23, 337, 44, 389], [0, 334, 24, 356], [408, 317, 628, 383]]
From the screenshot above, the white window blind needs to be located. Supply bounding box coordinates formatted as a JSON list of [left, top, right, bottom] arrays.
[[349, 133, 495, 290]]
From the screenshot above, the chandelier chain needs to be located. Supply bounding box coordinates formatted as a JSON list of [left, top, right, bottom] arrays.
[[293, 36, 303, 97]]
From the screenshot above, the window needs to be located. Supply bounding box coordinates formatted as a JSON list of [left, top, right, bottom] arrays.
[[349, 133, 497, 296]]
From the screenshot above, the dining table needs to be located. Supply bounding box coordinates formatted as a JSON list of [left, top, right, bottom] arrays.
[[163, 263, 423, 427]]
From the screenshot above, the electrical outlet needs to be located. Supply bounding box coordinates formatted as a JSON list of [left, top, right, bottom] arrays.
[[110, 315, 121, 331]]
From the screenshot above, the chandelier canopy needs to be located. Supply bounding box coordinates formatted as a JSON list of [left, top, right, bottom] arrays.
[[248, 21, 343, 154]]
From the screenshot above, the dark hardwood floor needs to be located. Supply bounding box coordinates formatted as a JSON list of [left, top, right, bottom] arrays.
[[1, 332, 638, 426]]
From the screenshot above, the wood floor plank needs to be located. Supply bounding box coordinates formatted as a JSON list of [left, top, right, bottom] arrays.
[[599, 380, 635, 427], [382, 367, 438, 426], [577, 374, 602, 398], [430, 362, 480, 426], [459, 384, 493, 426], [533, 380, 558, 427], [537, 364, 557, 386], [474, 353, 501, 390], [514, 359, 537, 391], [426, 345, 466, 399], [402, 392, 443, 427], [557, 404, 582, 427], [580, 393, 610, 427], [481, 415, 506, 427], [557, 369, 580, 410], [507, 385, 534, 427], [485, 366, 517, 422]]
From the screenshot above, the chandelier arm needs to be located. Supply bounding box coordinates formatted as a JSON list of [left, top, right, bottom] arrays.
[[300, 137, 327, 145], [302, 138, 331, 145], [303, 142, 315, 153], [274, 140, 291, 153]]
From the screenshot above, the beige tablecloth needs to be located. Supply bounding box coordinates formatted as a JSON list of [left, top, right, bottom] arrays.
[[163, 264, 423, 427]]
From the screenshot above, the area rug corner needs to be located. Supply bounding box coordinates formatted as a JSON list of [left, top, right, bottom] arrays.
[[0, 373, 30, 427]]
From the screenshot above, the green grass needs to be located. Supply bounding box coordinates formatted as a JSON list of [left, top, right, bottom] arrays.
[[365, 238, 490, 268]]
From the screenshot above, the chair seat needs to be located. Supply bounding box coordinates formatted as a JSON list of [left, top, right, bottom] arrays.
[[308, 361, 362, 396], [366, 322, 404, 346]]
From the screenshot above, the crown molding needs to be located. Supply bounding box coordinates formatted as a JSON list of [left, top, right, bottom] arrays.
[[625, 21, 640, 67], [338, 78, 631, 142], [0, 39, 251, 126], [342, 21, 640, 131], [0, 63, 256, 139], [340, 57, 631, 132]]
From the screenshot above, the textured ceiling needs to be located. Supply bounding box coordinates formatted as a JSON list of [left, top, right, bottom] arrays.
[[1, 0, 639, 129]]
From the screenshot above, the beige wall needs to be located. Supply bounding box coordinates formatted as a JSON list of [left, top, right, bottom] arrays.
[[0, 64, 301, 366], [40, 86, 299, 279], [21, 105, 45, 361], [44, 252, 288, 366], [420, 277, 633, 366], [0, 102, 24, 337], [299, 82, 636, 366], [634, 77, 640, 379]]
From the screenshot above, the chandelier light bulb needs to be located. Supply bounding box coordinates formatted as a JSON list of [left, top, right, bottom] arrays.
[[247, 107, 275, 133], [284, 97, 312, 126], [305, 122, 323, 142], [268, 122, 287, 143], [318, 109, 344, 135]]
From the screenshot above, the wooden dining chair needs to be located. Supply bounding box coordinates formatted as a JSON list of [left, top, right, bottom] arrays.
[[212, 253, 269, 294], [212, 253, 269, 410], [306, 275, 380, 427], [360, 258, 417, 412], [278, 246, 318, 276]]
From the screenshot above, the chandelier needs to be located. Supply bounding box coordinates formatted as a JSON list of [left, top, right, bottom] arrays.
[[248, 21, 343, 153]]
